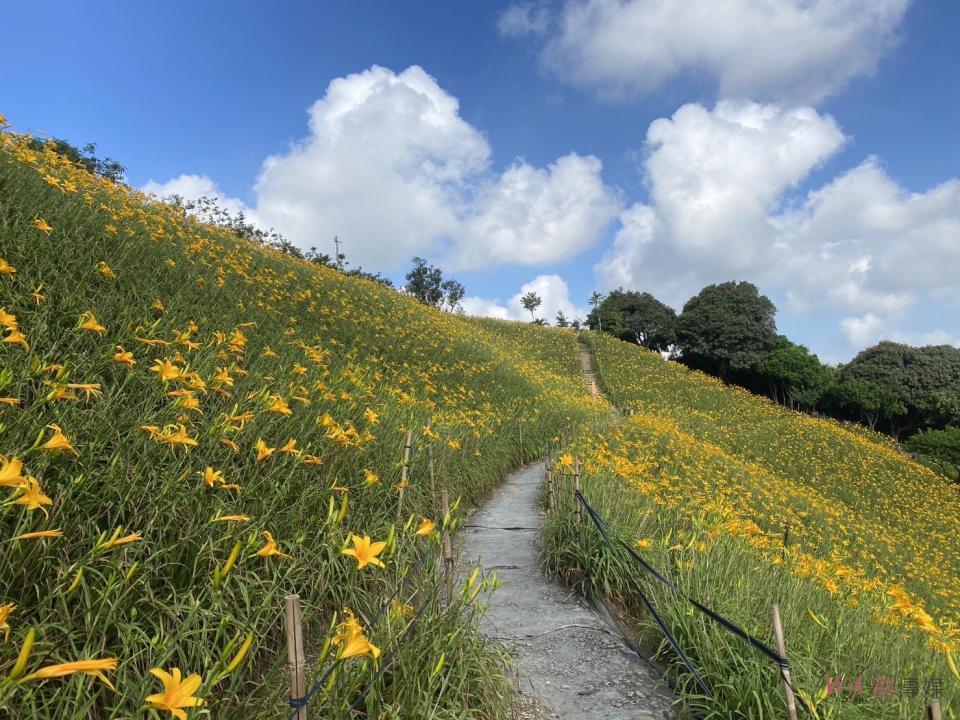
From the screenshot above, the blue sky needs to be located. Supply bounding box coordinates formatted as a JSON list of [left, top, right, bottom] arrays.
[[2, 1, 958, 362]]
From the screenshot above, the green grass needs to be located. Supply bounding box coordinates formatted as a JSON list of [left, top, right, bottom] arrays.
[[0, 129, 601, 718]]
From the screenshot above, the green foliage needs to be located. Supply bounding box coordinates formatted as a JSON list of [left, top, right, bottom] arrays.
[[586, 289, 677, 351], [832, 342, 960, 438], [676, 281, 777, 378], [755, 335, 835, 410], [0, 135, 599, 718], [404, 257, 463, 310], [905, 426, 960, 481], [520, 291, 542, 322]]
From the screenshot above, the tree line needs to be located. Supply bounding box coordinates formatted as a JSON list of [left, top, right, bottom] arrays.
[[586, 283, 960, 481]]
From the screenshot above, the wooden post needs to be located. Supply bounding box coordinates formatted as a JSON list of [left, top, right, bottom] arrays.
[[441, 488, 453, 603], [285, 594, 307, 720], [927, 699, 942, 720], [771, 603, 798, 720], [397, 429, 412, 518], [573, 458, 581, 527]]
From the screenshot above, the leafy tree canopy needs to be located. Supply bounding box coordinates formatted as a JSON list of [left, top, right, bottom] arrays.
[[520, 291, 542, 322], [755, 335, 834, 410], [404, 257, 464, 310], [833, 342, 960, 437], [587, 289, 677, 351], [676, 281, 777, 378]]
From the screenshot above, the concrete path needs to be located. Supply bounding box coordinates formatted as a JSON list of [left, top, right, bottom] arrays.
[[457, 463, 675, 720]]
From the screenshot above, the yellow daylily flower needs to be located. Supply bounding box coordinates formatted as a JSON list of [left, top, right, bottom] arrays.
[[255, 530, 291, 559], [113, 345, 135, 366], [11, 529, 62, 541], [77, 311, 106, 334], [0, 602, 14, 640], [415, 518, 436, 536], [2, 328, 28, 349], [41, 424, 78, 455], [267, 395, 292, 416], [0, 258, 16, 277], [211, 514, 250, 523], [33, 218, 53, 235], [22, 657, 118, 691], [98, 261, 116, 279], [0, 308, 17, 329], [279, 438, 299, 454], [98, 527, 142, 551], [332, 611, 381, 661], [364, 408, 379, 424], [255, 439, 275, 462], [341, 534, 387, 570], [11, 476, 53, 517], [200, 467, 224, 487], [146, 667, 205, 720], [152, 359, 182, 382], [0, 455, 25, 487]]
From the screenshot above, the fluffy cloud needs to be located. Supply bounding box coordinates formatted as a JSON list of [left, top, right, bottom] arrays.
[[143, 66, 618, 272], [596, 100, 960, 351], [501, 0, 909, 104], [461, 274, 586, 323], [249, 66, 619, 270]]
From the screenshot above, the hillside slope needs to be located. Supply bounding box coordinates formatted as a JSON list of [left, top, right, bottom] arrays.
[[542, 332, 958, 718], [0, 128, 603, 718]]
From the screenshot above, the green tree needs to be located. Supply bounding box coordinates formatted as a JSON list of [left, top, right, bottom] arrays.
[[587, 289, 676, 351], [555, 310, 569, 328], [755, 336, 834, 410], [587, 291, 606, 330], [404, 258, 464, 309], [904, 426, 960, 482], [676, 281, 777, 380], [833, 342, 960, 438], [520, 291, 542, 322]]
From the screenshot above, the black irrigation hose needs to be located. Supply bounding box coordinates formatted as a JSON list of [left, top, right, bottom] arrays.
[[573, 489, 816, 713]]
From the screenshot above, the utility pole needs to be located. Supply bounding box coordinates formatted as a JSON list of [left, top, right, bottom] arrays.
[[333, 235, 343, 270]]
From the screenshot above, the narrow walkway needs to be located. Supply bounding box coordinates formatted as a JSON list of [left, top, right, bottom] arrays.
[[578, 342, 601, 398], [457, 463, 674, 719]]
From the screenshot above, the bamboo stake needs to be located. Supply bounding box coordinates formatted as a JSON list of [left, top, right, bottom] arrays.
[[396, 429, 412, 518], [441, 488, 453, 603], [771, 603, 798, 720], [573, 458, 581, 527], [284, 594, 307, 720], [927, 699, 942, 720]]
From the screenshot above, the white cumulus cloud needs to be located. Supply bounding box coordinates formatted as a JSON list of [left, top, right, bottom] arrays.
[[595, 100, 960, 353], [143, 66, 619, 272], [501, 0, 909, 104]]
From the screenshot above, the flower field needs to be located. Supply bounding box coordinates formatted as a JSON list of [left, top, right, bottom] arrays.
[[541, 332, 959, 718], [0, 123, 604, 718], [3, 114, 957, 720]]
